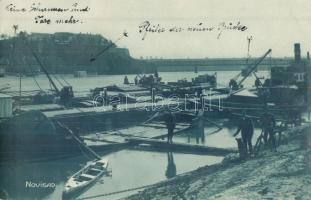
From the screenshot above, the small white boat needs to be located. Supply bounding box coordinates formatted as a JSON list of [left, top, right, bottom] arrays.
[[63, 158, 109, 197]]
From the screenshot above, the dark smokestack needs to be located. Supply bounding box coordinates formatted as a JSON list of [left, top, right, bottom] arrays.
[[307, 51, 310, 62], [294, 43, 301, 62]]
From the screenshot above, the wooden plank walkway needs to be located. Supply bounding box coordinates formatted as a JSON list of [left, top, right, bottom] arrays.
[[76, 112, 229, 156], [82, 121, 191, 144], [125, 138, 237, 156]]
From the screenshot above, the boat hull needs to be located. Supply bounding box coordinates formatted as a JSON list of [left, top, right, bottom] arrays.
[[63, 158, 109, 199]]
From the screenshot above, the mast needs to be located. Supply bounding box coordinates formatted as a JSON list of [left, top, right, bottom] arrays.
[[246, 36, 253, 65], [12, 25, 21, 108]]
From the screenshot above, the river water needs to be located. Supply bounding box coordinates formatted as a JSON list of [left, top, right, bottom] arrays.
[[0, 70, 269, 200], [0, 70, 269, 92]]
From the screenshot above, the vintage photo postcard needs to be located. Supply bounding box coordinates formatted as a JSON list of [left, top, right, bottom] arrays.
[[0, 0, 310, 199]]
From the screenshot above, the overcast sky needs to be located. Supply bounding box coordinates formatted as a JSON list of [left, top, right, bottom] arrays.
[[1, 0, 311, 59]]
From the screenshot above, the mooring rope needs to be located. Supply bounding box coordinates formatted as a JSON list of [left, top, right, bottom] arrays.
[[56, 121, 101, 160], [76, 182, 157, 200], [77, 139, 94, 161]]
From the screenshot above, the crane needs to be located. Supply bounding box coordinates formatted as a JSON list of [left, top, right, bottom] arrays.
[[21, 34, 73, 105], [27, 45, 60, 95], [229, 49, 272, 90]]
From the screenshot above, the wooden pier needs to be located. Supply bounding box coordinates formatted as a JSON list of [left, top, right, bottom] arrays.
[[125, 138, 237, 156], [54, 109, 235, 157], [83, 121, 193, 152]]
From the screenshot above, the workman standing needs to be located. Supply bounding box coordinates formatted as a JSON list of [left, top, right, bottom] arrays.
[[260, 110, 277, 151], [164, 110, 176, 144], [234, 111, 254, 155], [124, 76, 129, 84]]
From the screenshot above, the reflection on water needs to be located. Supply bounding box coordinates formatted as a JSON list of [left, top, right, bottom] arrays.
[[0, 118, 256, 200], [165, 152, 176, 179], [0, 71, 270, 199], [78, 150, 222, 200], [0, 150, 223, 200], [2, 71, 269, 93], [0, 117, 264, 200]]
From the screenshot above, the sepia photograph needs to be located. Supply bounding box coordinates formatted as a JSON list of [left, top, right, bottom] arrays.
[[0, 0, 310, 199]]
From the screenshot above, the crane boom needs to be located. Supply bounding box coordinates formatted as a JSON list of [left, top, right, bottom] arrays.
[[25, 41, 60, 95], [237, 49, 272, 87]]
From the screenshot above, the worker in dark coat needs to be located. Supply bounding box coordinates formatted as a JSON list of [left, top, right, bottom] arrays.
[[255, 78, 262, 88], [234, 111, 254, 155], [124, 76, 129, 84], [260, 110, 277, 151], [164, 110, 176, 144]]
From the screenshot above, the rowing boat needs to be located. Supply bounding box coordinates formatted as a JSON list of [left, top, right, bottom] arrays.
[[63, 158, 109, 197]]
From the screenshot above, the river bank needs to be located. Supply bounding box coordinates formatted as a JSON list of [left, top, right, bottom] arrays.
[[124, 124, 311, 200]]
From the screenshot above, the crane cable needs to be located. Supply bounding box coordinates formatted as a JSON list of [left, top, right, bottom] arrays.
[[59, 74, 71, 86], [23, 56, 44, 91], [51, 73, 65, 87]]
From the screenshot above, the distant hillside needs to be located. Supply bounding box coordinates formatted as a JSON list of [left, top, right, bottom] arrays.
[[0, 32, 152, 75], [0, 32, 297, 75]]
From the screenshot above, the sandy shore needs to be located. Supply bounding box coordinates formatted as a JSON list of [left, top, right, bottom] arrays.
[[124, 125, 311, 200]]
